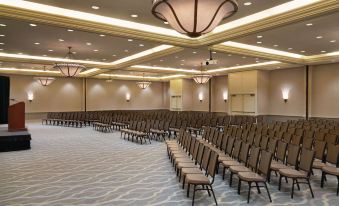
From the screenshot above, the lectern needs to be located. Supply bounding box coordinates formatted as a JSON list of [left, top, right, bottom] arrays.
[[8, 102, 27, 132]]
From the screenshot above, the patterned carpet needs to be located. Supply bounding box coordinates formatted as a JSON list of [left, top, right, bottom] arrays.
[[0, 122, 338, 206]]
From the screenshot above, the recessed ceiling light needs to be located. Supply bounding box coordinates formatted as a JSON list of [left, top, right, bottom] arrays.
[[0, 49, 3, 51], [128, 39, 133, 42], [139, 44, 144, 47], [124, 49, 129, 52], [242, 56, 246, 59], [212, 51, 217, 54], [17, 53, 23, 55], [34, 42, 40, 45], [244, 2, 252, 6], [93, 49, 99, 52], [316, 36, 323, 39], [0, 43, 4, 45], [67, 29, 74, 32], [180, 63, 184, 66], [257, 35, 263, 39], [43, 54, 47, 57], [181, 59, 185, 62], [257, 41, 262, 44], [321, 50, 326, 53], [228, 54, 232, 56], [112, 54, 116, 57], [91, 5, 100, 10], [330, 40, 336, 43], [306, 23, 313, 26], [0, 24, 6, 27], [256, 60, 260, 63], [288, 48, 293, 50], [164, 21, 169, 24], [300, 50, 306, 53], [236, 64, 240, 66], [273, 45, 278, 47], [86, 42, 92, 46], [175, 56, 179, 58], [29, 23, 37, 27], [102, 58, 106, 61], [131, 14, 138, 18], [99, 34, 106, 37], [192, 51, 197, 54], [160, 59, 164, 62], [0, 34, 5, 37], [58, 39, 64, 42], [48, 49, 53, 52]]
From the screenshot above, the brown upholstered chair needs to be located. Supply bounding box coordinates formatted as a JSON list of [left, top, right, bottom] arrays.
[[237, 150, 273, 203], [321, 144, 339, 196], [270, 143, 300, 178], [278, 148, 315, 199], [312, 140, 327, 170]]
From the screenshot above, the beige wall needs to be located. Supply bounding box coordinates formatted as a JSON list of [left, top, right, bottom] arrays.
[[257, 70, 269, 115], [212, 76, 228, 113], [311, 63, 339, 118], [268, 67, 306, 117], [9, 75, 84, 113], [86, 78, 167, 111]]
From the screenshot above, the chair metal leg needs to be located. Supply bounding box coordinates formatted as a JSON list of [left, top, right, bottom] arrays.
[[278, 175, 282, 191], [255, 182, 261, 194], [192, 185, 196, 206], [337, 176, 339, 196], [187, 183, 190, 197], [238, 179, 241, 195], [209, 185, 218, 206], [222, 167, 226, 180], [264, 182, 272, 202], [247, 182, 252, 204], [230, 172, 233, 187], [307, 179, 314, 198], [291, 179, 295, 199], [296, 179, 300, 191], [321, 172, 325, 188], [182, 176, 186, 189]]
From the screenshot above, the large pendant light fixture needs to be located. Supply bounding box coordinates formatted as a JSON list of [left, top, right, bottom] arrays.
[[152, 0, 238, 38], [136, 73, 151, 89], [193, 63, 212, 84], [53, 46, 85, 77], [34, 66, 55, 86]]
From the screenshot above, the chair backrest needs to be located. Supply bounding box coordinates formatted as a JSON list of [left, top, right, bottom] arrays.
[[226, 137, 235, 156], [326, 144, 339, 165], [239, 142, 250, 163], [258, 150, 273, 178], [298, 148, 315, 176], [254, 134, 261, 147], [267, 139, 277, 154], [216, 132, 223, 148], [314, 140, 326, 160], [192, 140, 200, 159], [276, 140, 288, 162], [248, 146, 261, 170], [189, 138, 197, 155], [232, 140, 242, 159], [291, 135, 302, 146], [302, 137, 313, 149], [286, 143, 300, 167], [260, 136, 269, 150], [201, 147, 211, 171], [207, 151, 219, 179], [196, 143, 205, 164], [325, 134, 337, 145], [314, 132, 325, 141], [202, 127, 210, 140], [247, 132, 255, 144], [221, 133, 228, 151]]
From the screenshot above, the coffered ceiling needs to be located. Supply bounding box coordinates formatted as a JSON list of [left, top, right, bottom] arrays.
[[0, 0, 338, 81]]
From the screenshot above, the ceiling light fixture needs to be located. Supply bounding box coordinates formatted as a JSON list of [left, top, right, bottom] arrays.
[[53, 46, 85, 77], [316, 36, 323, 39], [99, 34, 106, 37], [29, 23, 37, 27], [34, 42, 40, 45], [330, 40, 336, 43], [0, 34, 5, 37], [0, 24, 6, 27], [67, 29, 74, 32], [136, 73, 151, 89], [58, 39, 64, 42], [244, 2, 252, 6], [206, 61, 281, 73], [91, 6, 100, 10], [34, 66, 55, 86], [152, 0, 238, 38], [193, 63, 212, 84], [131, 14, 138, 18], [306, 23, 313, 26], [131, 65, 200, 73]]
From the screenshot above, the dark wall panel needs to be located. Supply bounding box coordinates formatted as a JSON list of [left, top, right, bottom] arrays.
[[0, 76, 10, 124]]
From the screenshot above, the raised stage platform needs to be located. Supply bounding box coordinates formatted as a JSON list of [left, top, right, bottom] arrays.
[[0, 126, 31, 152]]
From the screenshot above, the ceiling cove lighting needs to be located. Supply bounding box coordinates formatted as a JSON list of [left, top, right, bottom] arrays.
[[0, 67, 59, 74], [53, 47, 86, 77], [193, 63, 212, 84], [0, 0, 187, 39], [136, 73, 151, 89], [213, 0, 320, 33], [34, 66, 55, 86], [130, 65, 200, 74], [80, 68, 100, 75], [111, 45, 173, 65], [152, 0, 238, 38], [206, 61, 281, 73], [222, 41, 304, 58]]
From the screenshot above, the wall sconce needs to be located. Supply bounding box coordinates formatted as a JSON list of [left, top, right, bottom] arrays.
[[126, 93, 130, 102], [199, 93, 203, 102], [27, 92, 34, 103], [282, 89, 289, 103], [223, 92, 228, 102]]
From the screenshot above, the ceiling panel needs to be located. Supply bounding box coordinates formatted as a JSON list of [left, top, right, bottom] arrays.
[[235, 12, 339, 56], [0, 18, 160, 62], [28, 0, 290, 29]]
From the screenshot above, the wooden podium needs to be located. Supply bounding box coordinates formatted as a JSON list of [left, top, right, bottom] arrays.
[[8, 102, 27, 132]]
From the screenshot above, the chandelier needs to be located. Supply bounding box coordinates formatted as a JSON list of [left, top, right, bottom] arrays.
[[152, 0, 238, 38], [34, 66, 55, 86], [136, 73, 151, 89], [193, 63, 212, 84], [53, 46, 85, 77]]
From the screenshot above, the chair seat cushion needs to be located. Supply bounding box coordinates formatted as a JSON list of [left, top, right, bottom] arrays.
[[222, 160, 241, 168], [175, 158, 193, 164], [218, 156, 232, 162], [181, 168, 202, 176], [186, 174, 210, 185], [177, 162, 197, 169], [322, 166, 339, 175], [229, 165, 250, 173], [312, 160, 326, 169], [279, 168, 308, 178], [271, 162, 289, 171], [238, 172, 265, 182]]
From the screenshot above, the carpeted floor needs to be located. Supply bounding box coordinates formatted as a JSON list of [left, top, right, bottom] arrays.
[[0, 122, 338, 206]]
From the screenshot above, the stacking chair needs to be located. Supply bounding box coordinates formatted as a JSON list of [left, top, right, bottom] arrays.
[[237, 150, 273, 203], [321, 144, 339, 196], [270, 143, 299, 179], [312, 141, 327, 170], [185, 150, 219, 206], [278, 148, 315, 199]]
